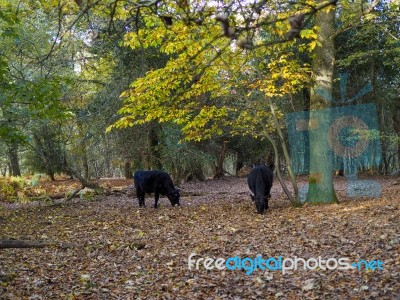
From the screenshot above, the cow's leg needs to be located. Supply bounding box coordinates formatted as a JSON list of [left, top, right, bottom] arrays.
[[137, 189, 145, 207], [136, 190, 141, 206], [154, 193, 159, 208]]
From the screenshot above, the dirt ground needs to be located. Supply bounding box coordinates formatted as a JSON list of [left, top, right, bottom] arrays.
[[0, 175, 399, 299]]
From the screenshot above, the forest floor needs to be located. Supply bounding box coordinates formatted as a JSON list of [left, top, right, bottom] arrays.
[[0, 175, 399, 299]]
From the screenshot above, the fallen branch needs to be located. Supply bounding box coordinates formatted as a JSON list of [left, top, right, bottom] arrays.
[[0, 239, 75, 249], [65, 188, 82, 201], [64, 166, 102, 190]]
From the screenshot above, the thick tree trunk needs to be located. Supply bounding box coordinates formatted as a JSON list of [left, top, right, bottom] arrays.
[[307, 2, 338, 203], [33, 133, 55, 180], [7, 142, 21, 177], [214, 141, 228, 178], [124, 161, 132, 179]]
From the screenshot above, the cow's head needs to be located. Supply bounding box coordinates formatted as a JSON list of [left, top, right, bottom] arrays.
[[167, 188, 180, 206], [255, 195, 269, 214]]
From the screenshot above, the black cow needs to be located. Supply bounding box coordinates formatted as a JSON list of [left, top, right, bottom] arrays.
[[247, 165, 273, 214], [133, 170, 180, 208]]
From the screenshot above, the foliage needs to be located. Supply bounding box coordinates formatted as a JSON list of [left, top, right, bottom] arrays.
[[0, 0, 399, 180], [79, 188, 97, 200], [160, 125, 214, 181], [0, 1, 73, 142], [108, 1, 317, 141], [0, 176, 31, 203], [24, 123, 68, 179], [334, 0, 400, 173], [0, 179, 17, 202]]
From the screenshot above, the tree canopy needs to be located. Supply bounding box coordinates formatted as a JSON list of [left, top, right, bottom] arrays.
[[107, 1, 327, 141], [0, 0, 399, 198]]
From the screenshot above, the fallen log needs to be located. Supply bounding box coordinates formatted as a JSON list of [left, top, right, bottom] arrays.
[[0, 239, 75, 249]]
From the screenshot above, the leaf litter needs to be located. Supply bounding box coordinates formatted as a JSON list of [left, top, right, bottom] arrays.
[[0, 175, 399, 299]]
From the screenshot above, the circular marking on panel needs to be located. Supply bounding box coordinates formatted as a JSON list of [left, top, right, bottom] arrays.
[[327, 116, 369, 158]]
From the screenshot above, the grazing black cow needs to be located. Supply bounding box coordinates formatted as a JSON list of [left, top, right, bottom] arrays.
[[247, 165, 273, 214], [133, 170, 180, 208]]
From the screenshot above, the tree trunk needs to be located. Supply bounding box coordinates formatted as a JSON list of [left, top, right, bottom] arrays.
[[370, 57, 378, 174], [76, 125, 90, 180], [48, 169, 56, 181], [214, 141, 228, 178], [124, 161, 132, 179], [394, 100, 400, 170], [7, 142, 21, 177], [307, 2, 338, 204], [104, 136, 112, 177], [33, 132, 55, 180], [266, 97, 300, 204], [1, 165, 6, 176], [81, 145, 89, 180], [149, 123, 163, 170]]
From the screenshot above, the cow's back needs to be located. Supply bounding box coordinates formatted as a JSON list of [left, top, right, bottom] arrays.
[[247, 165, 273, 196], [134, 170, 173, 194]]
